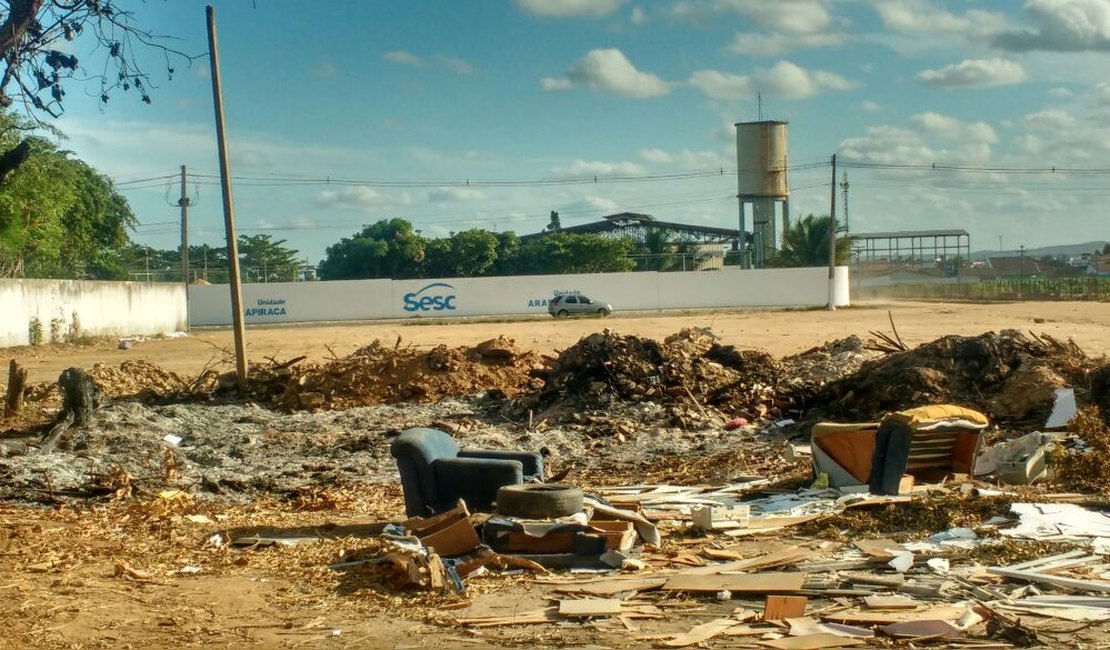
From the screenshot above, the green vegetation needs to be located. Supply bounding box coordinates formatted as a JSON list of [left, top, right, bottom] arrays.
[[771, 214, 851, 268]]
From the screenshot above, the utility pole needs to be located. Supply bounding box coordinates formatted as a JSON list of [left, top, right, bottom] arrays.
[[206, 5, 248, 390], [178, 165, 191, 286], [840, 171, 849, 233], [827, 154, 838, 311]]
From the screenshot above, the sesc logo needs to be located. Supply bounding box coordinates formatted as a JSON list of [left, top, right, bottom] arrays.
[[403, 282, 457, 312]]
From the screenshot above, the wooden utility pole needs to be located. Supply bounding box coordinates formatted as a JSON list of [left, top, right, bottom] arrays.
[[206, 5, 248, 389], [827, 154, 838, 311], [178, 165, 191, 286]]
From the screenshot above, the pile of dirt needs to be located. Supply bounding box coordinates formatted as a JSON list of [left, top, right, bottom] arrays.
[[779, 336, 879, 409], [244, 337, 543, 410], [1053, 407, 1110, 493], [520, 328, 783, 426], [810, 330, 1098, 422]]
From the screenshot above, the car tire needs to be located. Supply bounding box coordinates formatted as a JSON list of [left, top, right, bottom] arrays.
[[556, 309, 569, 318], [597, 308, 610, 317], [496, 483, 584, 519]]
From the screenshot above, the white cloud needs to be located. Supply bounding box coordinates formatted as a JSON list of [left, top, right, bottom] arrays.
[[313, 59, 337, 78], [515, 0, 624, 18], [861, 100, 881, 111], [631, 6, 647, 24], [871, 0, 1011, 37], [639, 147, 728, 168], [383, 51, 475, 74], [544, 48, 670, 98], [727, 32, 844, 56], [435, 56, 475, 75], [672, 0, 832, 34], [1095, 81, 1110, 104], [384, 50, 423, 67], [428, 187, 489, 203], [995, 0, 1110, 51], [918, 58, 1028, 87], [1049, 87, 1075, 97], [839, 124, 992, 166], [316, 187, 412, 212], [550, 159, 646, 177], [689, 61, 854, 100], [541, 76, 575, 91], [911, 112, 997, 143], [1022, 109, 1078, 129]]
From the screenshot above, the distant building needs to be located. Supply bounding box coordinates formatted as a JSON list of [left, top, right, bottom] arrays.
[[1087, 255, 1110, 277], [980, 256, 1042, 279]]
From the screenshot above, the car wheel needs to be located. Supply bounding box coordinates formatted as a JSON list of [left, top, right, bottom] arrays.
[[496, 483, 584, 519], [556, 309, 569, 318], [597, 308, 610, 317]]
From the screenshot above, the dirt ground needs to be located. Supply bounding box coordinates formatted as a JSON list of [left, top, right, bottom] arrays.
[[3, 299, 1110, 649], [12, 299, 1110, 384]]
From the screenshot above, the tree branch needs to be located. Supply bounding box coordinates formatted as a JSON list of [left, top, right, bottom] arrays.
[[0, 0, 46, 59]]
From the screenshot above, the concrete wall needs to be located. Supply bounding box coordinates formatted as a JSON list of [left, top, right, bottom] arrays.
[[188, 267, 850, 327], [0, 279, 187, 347]]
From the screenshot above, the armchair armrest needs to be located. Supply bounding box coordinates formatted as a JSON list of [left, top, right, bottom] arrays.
[[458, 449, 544, 480], [433, 457, 524, 513]]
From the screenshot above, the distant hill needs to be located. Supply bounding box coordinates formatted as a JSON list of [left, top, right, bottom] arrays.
[[971, 240, 1108, 261]]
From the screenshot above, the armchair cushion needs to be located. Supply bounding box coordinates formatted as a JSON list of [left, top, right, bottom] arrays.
[[458, 449, 544, 480], [433, 457, 524, 514]]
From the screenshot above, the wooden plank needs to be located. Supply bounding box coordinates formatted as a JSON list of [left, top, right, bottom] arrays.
[[854, 539, 901, 559], [988, 567, 1110, 593], [554, 577, 668, 596], [1007, 549, 1088, 572], [663, 571, 806, 593], [762, 633, 867, 649], [821, 606, 968, 625], [661, 618, 744, 648], [764, 595, 808, 621], [558, 599, 623, 618], [864, 595, 919, 610]]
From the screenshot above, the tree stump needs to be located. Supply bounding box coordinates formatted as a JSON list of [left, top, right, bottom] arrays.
[[39, 368, 99, 451], [4, 359, 27, 415]]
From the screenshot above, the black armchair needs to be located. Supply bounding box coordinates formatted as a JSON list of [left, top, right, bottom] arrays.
[[390, 428, 545, 517]]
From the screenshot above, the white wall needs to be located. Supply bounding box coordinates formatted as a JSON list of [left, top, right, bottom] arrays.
[[1, 279, 187, 347], [188, 267, 850, 327]]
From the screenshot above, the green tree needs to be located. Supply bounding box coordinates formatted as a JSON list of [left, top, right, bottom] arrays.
[[515, 233, 635, 275], [0, 132, 77, 276], [237, 234, 301, 282], [1103, 243, 1109, 255], [317, 218, 425, 280], [26, 161, 136, 279], [771, 214, 850, 268], [428, 229, 499, 277]]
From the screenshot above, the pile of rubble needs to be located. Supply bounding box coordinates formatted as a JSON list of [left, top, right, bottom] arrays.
[[813, 330, 1100, 424], [520, 328, 788, 426]]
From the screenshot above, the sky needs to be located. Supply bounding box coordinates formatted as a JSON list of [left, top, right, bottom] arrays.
[[46, 0, 1110, 264]]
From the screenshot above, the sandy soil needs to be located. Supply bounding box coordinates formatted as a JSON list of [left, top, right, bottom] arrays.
[[8, 299, 1110, 383]]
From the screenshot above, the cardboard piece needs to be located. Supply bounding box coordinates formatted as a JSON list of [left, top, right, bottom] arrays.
[[406, 500, 481, 557], [663, 571, 806, 593], [764, 595, 808, 621], [558, 599, 623, 618], [854, 539, 901, 559]]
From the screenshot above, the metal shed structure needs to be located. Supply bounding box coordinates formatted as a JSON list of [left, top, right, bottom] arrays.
[[850, 229, 971, 266], [521, 212, 740, 245]]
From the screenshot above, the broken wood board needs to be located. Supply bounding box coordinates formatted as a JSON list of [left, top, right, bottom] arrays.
[[987, 566, 1110, 594], [821, 606, 969, 625], [455, 608, 559, 627], [661, 617, 746, 648], [678, 546, 811, 575], [863, 595, 919, 610], [553, 577, 668, 596], [880, 619, 963, 640], [786, 617, 874, 639], [762, 633, 867, 650], [558, 598, 623, 618], [663, 571, 806, 593], [854, 538, 901, 559], [724, 515, 822, 537], [764, 595, 808, 621]]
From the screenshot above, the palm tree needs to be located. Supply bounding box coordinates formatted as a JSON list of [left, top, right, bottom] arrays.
[[772, 214, 851, 267]]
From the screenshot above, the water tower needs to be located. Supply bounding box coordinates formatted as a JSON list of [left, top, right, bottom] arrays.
[[735, 120, 789, 268]]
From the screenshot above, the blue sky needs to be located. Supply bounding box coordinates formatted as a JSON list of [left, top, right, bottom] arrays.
[[50, 0, 1110, 264]]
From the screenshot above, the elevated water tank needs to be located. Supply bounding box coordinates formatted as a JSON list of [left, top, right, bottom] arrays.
[[736, 121, 789, 198]]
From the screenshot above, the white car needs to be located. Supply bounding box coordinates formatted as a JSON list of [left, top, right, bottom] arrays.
[[547, 294, 612, 318]]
